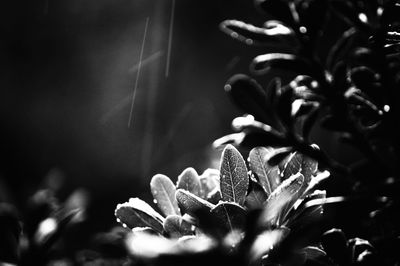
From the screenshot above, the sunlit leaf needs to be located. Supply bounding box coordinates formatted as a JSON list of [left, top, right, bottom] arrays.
[[251, 53, 314, 76], [115, 198, 164, 233], [259, 173, 305, 228], [210, 202, 246, 233], [150, 174, 180, 216], [280, 151, 318, 183], [219, 20, 298, 47], [175, 189, 215, 216], [219, 144, 249, 206], [163, 215, 194, 238], [249, 228, 290, 263], [249, 147, 280, 196], [177, 168, 201, 196]]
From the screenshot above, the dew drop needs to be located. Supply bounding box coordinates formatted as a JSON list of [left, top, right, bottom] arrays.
[[231, 32, 239, 38], [384, 105, 390, 112], [153, 199, 158, 204], [358, 13, 368, 24], [299, 26, 307, 34]]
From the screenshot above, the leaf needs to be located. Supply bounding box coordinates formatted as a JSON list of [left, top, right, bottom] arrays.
[[175, 189, 215, 216], [245, 178, 269, 209], [207, 188, 222, 204], [224, 74, 270, 122], [219, 144, 249, 206], [321, 228, 349, 265], [249, 228, 290, 263], [150, 174, 180, 216], [279, 151, 317, 183], [250, 53, 314, 76], [115, 198, 164, 233], [330, 0, 370, 29], [163, 215, 194, 238], [199, 168, 220, 199], [176, 167, 201, 196], [301, 246, 334, 266], [249, 147, 280, 196], [219, 19, 298, 48], [259, 173, 305, 228], [267, 147, 293, 166], [210, 202, 246, 233]]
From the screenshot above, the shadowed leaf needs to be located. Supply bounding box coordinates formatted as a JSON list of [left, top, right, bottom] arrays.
[[177, 168, 201, 196], [249, 147, 280, 196], [219, 144, 249, 206], [225, 74, 270, 122], [175, 189, 215, 216], [321, 228, 349, 265], [151, 174, 180, 216], [115, 198, 164, 233], [245, 177, 269, 209], [163, 215, 194, 238], [210, 202, 246, 233]]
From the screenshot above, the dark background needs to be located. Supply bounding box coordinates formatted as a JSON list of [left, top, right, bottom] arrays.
[[0, 0, 360, 239]]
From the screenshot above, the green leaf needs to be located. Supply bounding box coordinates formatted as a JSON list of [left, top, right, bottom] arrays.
[[115, 198, 164, 234], [249, 147, 280, 196], [210, 202, 246, 233], [150, 174, 180, 216], [175, 189, 215, 216], [259, 173, 305, 228], [176, 167, 201, 196], [249, 228, 290, 263], [219, 144, 249, 206], [163, 215, 194, 238]]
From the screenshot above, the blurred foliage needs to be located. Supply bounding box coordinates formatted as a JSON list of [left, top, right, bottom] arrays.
[[2, 0, 400, 265]]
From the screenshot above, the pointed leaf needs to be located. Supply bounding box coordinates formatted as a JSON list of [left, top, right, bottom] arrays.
[[249, 147, 281, 196], [163, 215, 194, 238], [175, 189, 215, 216], [176, 167, 201, 196], [327, 27, 357, 70], [150, 174, 180, 216], [210, 202, 246, 233], [219, 144, 249, 206], [259, 173, 304, 228], [115, 198, 164, 233]]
